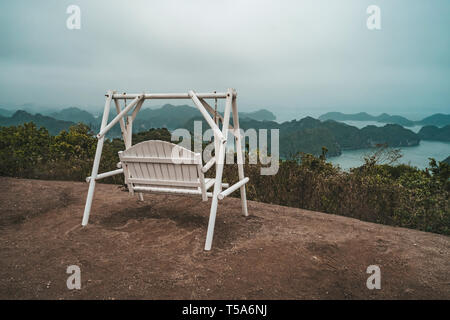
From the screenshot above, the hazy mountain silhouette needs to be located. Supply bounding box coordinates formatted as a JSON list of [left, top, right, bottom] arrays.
[[319, 112, 450, 127]]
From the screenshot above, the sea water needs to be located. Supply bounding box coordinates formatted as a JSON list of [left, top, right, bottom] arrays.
[[328, 140, 450, 170]]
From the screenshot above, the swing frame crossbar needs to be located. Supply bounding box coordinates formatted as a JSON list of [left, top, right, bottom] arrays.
[[82, 89, 248, 250]]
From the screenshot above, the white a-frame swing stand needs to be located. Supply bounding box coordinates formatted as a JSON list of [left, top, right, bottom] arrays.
[[82, 89, 249, 250]]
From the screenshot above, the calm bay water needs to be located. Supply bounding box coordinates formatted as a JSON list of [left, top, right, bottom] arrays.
[[326, 120, 449, 169], [328, 140, 450, 170]]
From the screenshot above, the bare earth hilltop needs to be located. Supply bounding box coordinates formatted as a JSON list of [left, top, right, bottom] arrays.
[[0, 177, 449, 299]]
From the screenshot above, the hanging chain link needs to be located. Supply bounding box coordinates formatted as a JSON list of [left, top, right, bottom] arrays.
[[214, 91, 218, 124]]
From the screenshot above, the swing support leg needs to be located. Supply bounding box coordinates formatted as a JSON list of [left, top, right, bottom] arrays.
[[204, 89, 233, 250], [82, 90, 113, 226], [231, 90, 249, 216], [116, 98, 145, 201]]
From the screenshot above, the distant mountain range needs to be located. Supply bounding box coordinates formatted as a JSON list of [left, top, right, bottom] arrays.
[[251, 118, 421, 158], [319, 112, 450, 127], [0, 103, 58, 117], [240, 109, 276, 121], [0, 105, 277, 137], [0, 110, 75, 135], [183, 116, 421, 157], [2, 106, 449, 158], [418, 114, 450, 127], [50, 107, 98, 126], [0, 108, 13, 117]]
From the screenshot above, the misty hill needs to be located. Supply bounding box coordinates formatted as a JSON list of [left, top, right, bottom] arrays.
[[247, 118, 419, 156], [240, 109, 276, 121], [376, 113, 416, 127], [319, 112, 374, 122], [0, 103, 57, 116], [0, 109, 122, 138], [417, 114, 450, 127], [133, 104, 276, 130], [443, 156, 450, 165], [0, 110, 75, 135], [134, 104, 204, 131], [182, 116, 420, 158], [283, 120, 420, 157], [319, 112, 450, 128], [0, 108, 13, 117], [319, 112, 416, 127], [51, 107, 97, 126], [19, 105, 276, 132], [418, 125, 450, 142]]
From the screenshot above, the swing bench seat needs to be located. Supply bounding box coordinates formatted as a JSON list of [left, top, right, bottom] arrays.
[[118, 140, 229, 200]]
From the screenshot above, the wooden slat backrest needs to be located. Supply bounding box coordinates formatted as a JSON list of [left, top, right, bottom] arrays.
[[119, 140, 204, 193]]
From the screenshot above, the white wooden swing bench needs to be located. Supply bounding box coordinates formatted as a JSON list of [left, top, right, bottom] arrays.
[[82, 89, 249, 250]]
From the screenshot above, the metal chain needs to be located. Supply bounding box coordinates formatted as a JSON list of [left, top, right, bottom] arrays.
[[214, 91, 218, 124], [123, 92, 127, 113]]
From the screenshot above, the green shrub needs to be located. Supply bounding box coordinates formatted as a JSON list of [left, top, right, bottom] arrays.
[[0, 122, 51, 177]]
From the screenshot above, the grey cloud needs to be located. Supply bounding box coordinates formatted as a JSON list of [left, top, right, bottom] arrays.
[[0, 0, 448, 120]]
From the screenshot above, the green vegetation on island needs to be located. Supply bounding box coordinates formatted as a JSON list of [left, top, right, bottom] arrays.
[[182, 116, 420, 158], [418, 125, 450, 142]]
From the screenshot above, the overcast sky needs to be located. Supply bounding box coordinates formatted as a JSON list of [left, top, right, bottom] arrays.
[[0, 0, 448, 120]]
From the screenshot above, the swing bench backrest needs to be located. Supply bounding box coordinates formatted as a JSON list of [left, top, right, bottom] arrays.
[[118, 140, 209, 200]]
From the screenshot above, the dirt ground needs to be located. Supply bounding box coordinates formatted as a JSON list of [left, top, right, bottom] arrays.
[[0, 177, 449, 299]]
